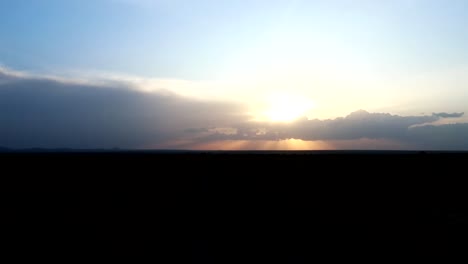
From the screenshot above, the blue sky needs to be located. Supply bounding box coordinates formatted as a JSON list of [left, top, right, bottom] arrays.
[[2, 0, 468, 78], [1, 0, 468, 149]]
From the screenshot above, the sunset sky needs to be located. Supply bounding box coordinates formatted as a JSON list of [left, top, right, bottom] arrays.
[[1, 0, 468, 150]]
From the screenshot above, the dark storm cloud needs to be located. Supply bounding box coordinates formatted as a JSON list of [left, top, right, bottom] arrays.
[[0, 69, 244, 148], [432, 112, 464, 118], [408, 123, 468, 150]]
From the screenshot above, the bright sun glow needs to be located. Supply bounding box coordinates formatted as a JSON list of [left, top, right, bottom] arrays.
[[263, 93, 314, 122]]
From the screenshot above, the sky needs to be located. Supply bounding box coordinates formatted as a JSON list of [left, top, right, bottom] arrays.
[[1, 0, 468, 150]]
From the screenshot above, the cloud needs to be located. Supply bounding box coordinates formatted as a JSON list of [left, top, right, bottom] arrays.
[[283, 110, 442, 141], [1, 67, 468, 150], [0, 68, 245, 149], [197, 110, 444, 141], [432, 112, 464, 118], [194, 110, 468, 150], [407, 123, 468, 150]]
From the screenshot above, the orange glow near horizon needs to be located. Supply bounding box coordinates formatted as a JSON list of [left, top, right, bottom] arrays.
[[178, 139, 332, 151], [152, 137, 407, 151]]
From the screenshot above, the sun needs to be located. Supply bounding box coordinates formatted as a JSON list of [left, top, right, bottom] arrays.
[[262, 93, 314, 122]]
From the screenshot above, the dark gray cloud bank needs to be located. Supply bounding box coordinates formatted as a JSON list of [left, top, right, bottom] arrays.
[[0, 69, 244, 148], [1, 69, 467, 150], [202, 110, 468, 150]]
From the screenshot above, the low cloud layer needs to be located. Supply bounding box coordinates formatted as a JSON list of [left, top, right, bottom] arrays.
[[193, 110, 468, 150], [1, 68, 468, 150], [0, 68, 245, 148], [433, 112, 464, 118]]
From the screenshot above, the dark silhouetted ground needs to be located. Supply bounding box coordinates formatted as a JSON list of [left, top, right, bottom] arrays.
[[2, 151, 467, 262]]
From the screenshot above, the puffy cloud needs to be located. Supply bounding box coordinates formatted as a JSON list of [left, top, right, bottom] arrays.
[[283, 110, 442, 141], [195, 110, 468, 150]]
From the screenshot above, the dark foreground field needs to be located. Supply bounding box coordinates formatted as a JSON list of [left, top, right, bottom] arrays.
[[2, 151, 468, 262]]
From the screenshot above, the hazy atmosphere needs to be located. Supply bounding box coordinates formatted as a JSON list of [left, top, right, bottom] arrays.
[[1, 0, 468, 150]]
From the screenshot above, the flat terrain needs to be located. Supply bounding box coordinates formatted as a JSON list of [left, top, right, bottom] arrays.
[[2, 151, 467, 262]]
